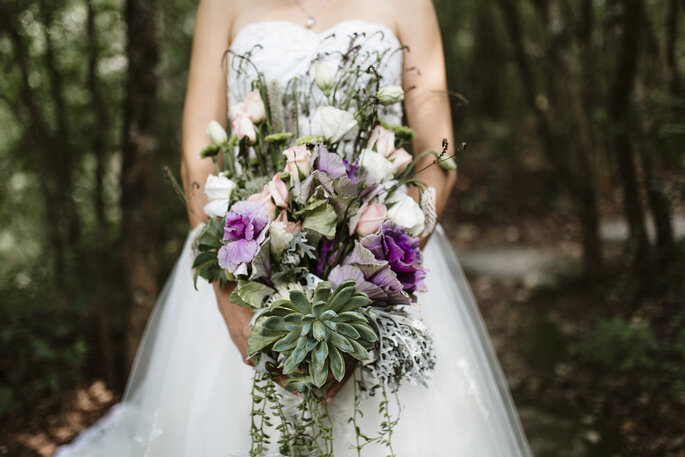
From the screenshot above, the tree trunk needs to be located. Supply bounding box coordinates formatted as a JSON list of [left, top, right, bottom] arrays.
[[665, 0, 681, 96], [86, 0, 117, 388], [608, 0, 651, 276], [497, 0, 603, 277], [121, 0, 160, 366]]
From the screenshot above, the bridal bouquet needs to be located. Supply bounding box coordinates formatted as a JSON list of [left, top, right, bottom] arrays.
[[189, 44, 456, 456]]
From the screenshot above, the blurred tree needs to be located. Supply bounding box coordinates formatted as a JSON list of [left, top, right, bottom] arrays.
[[121, 0, 161, 366]]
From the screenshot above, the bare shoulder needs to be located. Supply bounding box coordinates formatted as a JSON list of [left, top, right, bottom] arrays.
[[389, 0, 439, 43]]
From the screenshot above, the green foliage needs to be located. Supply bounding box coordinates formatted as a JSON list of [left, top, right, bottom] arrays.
[[0, 303, 87, 419], [578, 313, 685, 400], [578, 317, 657, 371]]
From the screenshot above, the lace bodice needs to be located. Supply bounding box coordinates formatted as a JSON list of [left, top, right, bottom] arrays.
[[227, 20, 405, 134]]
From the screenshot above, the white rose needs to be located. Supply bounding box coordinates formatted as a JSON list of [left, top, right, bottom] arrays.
[[206, 120, 228, 145], [269, 221, 294, 257], [387, 194, 425, 237], [359, 148, 395, 182], [204, 174, 237, 201], [314, 63, 334, 96], [204, 199, 229, 219], [315, 106, 358, 143]]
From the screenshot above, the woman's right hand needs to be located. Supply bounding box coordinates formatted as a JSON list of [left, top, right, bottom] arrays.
[[213, 281, 255, 366]]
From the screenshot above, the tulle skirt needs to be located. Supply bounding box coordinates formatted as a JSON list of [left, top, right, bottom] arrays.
[[55, 226, 532, 456]]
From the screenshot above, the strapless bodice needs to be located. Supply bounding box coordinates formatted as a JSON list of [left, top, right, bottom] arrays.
[[227, 20, 404, 133]]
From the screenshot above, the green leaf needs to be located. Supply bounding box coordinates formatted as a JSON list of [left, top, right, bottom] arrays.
[[328, 285, 355, 312], [328, 344, 345, 381], [330, 331, 354, 353], [337, 294, 371, 313], [302, 202, 337, 239], [192, 251, 218, 270], [272, 331, 300, 352], [313, 340, 329, 363], [263, 316, 289, 332], [289, 290, 311, 314], [351, 323, 379, 343], [232, 280, 274, 308], [313, 321, 327, 341], [347, 339, 370, 361], [282, 353, 299, 374], [312, 359, 329, 388], [313, 282, 333, 303], [338, 311, 367, 322], [292, 346, 307, 364], [247, 318, 282, 354], [336, 323, 360, 339]]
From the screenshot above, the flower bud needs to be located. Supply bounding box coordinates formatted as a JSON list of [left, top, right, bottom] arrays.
[[377, 85, 404, 105], [206, 120, 228, 145], [314, 63, 334, 96]]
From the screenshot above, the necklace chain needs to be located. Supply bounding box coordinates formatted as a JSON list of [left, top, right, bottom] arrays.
[[293, 0, 334, 28]]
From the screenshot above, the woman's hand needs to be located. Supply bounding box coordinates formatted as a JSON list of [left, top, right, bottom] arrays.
[[213, 280, 255, 366]]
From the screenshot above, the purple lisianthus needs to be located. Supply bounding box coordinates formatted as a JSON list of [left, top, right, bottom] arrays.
[[218, 200, 270, 275], [343, 158, 359, 183], [328, 242, 411, 306], [361, 222, 427, 294], [315, 146, 347, 179]]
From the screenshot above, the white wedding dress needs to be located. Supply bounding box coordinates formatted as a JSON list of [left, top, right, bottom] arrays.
[[56, 20, 533, 457]]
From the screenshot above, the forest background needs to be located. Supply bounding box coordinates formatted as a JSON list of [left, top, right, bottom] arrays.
[[0, 0, 683, 455]]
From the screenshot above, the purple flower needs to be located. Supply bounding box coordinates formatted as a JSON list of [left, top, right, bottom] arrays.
[[218, 200, 270, 274], [343, 158, 360, 183], [315, 146, 347, 179], [316, 237, 339, 277], [361, 222, 427, 294], [328, 242, 411, 306]]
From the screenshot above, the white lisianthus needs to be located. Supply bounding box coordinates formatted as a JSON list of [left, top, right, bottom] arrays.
[[359, 148, 395, 182], [204, 174, 237, 201], [203, 174, 236, 218], [269, 221, 294, 257], [204, 199, 229, 219], [315, 106, 358, 143], [206, 120, 228, 145], [387, 194, 426, 237], [314, 63, 334, 96], [377, 85, 404, 105]]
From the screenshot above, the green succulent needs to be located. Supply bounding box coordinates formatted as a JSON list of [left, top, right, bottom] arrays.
[[248, 280, 378, 389]]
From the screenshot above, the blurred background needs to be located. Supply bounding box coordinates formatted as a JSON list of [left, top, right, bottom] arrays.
[[0, 0, 683, 455]]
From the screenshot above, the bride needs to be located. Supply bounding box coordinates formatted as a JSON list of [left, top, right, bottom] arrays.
[[56, 0, 533, 455]]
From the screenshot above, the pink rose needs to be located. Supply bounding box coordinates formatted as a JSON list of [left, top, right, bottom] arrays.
[[367, 125, 396, 157], [268, 173, 289, 208], [247, 185, 276, 219], [243, 90, 266, 123], [389, 147, 413, 173], [231, 111, 256, 143], [229, 90, 266, 124], [283, 145, 313, 176], [349, 201, 387, 236], [276, 209, 301, 234]]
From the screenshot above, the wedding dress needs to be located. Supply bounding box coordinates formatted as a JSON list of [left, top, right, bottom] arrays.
[[56, 20, 533, 457]]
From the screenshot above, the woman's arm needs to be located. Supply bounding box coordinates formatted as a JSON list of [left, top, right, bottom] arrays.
[[397, 0, 457, 218], [181, 0, 232, 228], [181, 0, 255, 365]]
